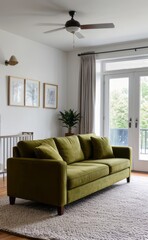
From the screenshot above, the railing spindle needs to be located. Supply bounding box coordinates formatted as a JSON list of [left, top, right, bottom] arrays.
[[0, 132, 33, 176]]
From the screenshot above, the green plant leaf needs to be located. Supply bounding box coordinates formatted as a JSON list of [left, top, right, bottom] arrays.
[[58, 109, 81, 132]]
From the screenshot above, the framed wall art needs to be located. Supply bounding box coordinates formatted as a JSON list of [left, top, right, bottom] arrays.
[[25, 79, 40, 107], [8, 76, 25, 106], [43, 83, 58, 109]]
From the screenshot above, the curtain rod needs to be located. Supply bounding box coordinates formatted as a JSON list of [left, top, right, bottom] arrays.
[[78, 46, 148, 56]]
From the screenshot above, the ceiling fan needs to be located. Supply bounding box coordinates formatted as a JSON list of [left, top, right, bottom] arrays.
[[43, 10, 115, 39]]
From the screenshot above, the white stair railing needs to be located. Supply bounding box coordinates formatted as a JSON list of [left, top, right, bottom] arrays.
[[0, 132, 33, 177]]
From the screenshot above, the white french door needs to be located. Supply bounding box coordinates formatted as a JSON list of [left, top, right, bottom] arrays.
[[104, 71, 148, 172]]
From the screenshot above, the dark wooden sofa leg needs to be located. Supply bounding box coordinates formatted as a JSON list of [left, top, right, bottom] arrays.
[[9, 196, 16, 205], [57, 206, 64, 215], [127, 177, 130, 183]]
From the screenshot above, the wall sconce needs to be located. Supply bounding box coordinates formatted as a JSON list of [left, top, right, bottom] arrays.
[[5, 55, 18, 66]]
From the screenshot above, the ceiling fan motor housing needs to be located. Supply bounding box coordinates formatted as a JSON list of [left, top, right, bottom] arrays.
[[65, 19, 81, 33]]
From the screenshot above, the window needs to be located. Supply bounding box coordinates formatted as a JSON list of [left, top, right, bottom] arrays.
[[95, 57, 148, 137], [105, 58, 148, 71]]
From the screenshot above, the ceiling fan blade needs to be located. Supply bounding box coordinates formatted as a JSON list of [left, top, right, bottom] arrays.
[[37, 23, 65, 26], [75, 31, 85, 39], [44, 27, 65, 34], [81, 23, 115, 30]]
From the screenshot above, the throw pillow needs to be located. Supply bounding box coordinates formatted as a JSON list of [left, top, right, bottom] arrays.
[[34, 144, 63, 161], [17, 138, 57, 158], [91, 137, 114, 159]]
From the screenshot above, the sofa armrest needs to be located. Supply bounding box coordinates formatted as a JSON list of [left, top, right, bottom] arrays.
[[112, 146, 132, 161], [7, 157, 67, 207]]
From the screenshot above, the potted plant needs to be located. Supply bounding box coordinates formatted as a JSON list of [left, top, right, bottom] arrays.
[[59, 109, 81, 136]]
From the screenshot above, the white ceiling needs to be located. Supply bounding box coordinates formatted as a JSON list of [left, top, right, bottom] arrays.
[[0, 0, 148, 52]]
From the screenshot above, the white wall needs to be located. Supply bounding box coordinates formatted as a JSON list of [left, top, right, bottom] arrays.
[[0, 29, 68, 139], [67, 51, 80, 111]]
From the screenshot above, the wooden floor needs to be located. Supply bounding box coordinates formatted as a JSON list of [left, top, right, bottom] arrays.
[[0, 172, 148, 240]]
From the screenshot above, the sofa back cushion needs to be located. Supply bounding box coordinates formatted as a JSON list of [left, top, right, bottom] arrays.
[[17, 138, 57, 158], [91, 136, 114, 159], [78, 133, 96, 159], [54, 135, 84, 164], [34, 144, 63, 161]]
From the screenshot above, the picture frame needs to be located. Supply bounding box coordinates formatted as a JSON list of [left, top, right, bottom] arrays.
[[8, 76, 25, 106], [25, 79, 40, 107], [43, 83, 58, 109]]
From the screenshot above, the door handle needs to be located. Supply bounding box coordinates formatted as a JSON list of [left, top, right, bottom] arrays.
[[129, 118, 132, 128], [135, 118, 138, 128]]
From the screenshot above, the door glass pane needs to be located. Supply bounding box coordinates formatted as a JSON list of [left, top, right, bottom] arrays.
[[109, 78, 129, 146], [139, 77, 148, 160]]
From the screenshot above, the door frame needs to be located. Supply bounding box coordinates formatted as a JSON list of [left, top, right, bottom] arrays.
[[132, 71, 148, 171]]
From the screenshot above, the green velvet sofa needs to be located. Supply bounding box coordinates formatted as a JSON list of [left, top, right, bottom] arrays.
[[7, 134, 132, 215]]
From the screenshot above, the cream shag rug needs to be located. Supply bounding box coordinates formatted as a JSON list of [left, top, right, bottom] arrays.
[[0, 176, 148, 240]]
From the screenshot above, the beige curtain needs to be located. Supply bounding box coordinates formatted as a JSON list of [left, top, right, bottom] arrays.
[[79, 54, 96, 133]]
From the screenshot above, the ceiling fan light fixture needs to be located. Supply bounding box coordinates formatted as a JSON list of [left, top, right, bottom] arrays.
[[66, 26, 80, 34]]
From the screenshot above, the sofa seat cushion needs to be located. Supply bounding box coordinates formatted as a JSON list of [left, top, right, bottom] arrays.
[[17, 138, 57, 158], [78, 133, 96, 159], [83, 158, 130, 174], [54, 135, 84, 164], [67, 162, 109, 190]]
